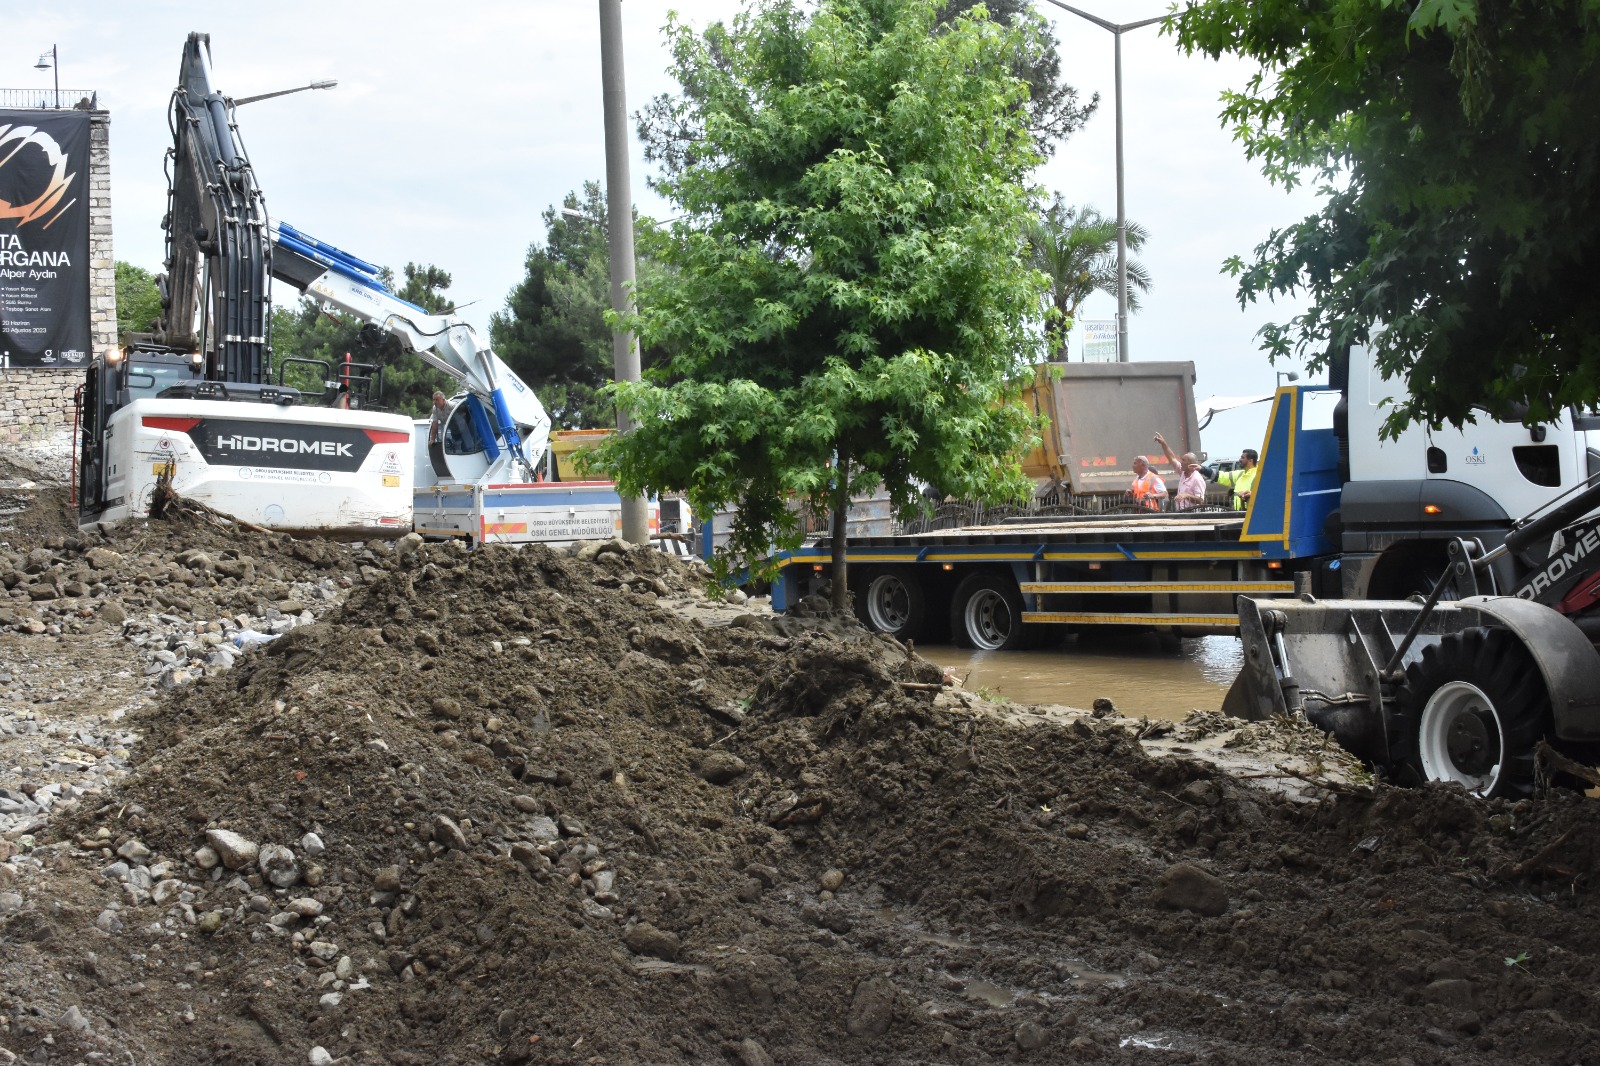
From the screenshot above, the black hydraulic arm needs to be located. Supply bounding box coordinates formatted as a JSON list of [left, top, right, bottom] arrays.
[[156, 32, 271, 385]]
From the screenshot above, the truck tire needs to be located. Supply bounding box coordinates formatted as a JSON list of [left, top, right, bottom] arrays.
[[853, 568, 934, 643], [950, 572, 1031, 652], [1396, 627, 1550, 799]]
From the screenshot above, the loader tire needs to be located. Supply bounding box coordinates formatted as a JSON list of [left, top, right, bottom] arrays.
[[1396, 627, 1550, 799]]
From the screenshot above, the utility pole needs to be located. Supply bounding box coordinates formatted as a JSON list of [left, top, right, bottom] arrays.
[[1041, 2, 1168, 363], [598, 0, 650, 545]]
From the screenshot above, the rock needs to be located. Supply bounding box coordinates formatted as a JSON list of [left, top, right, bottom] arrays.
[[698, 751, 747, 785], [85, 547, 122, 569], [258, 843, 301, 888], [1425, 979, 1475, 1011], [0, 891, 22, 914], [309, 1048, 334, 1066], [846, 976, 896, 1038], [309, 940, 340, 961], [335, 955, 354, 980], [510, 795, 541, 813], [820, 867, 846, 893], [1015, 1020, 1049, 1051], [197, 911, 225, 935], [745, 863, 779, 888], [151, 879, 184, 905], [430, 697, 463, 720], [511, 843, 552, 879], [318, 992, 342, 1009], [98, 601, 127, 626], [94, 908, 123, 934], [374, 865, 403, 892], [193, 845, 220, 870], [1153, 863, 1229, 917], [433, 815, 468, 851], [116, 839, 152, 862], [1133, 952, 1162, 974], [394, 532, 424, 558], [205, 829, 259, 871], [299, 832, 326, 856], [59, 1006, 90, 1033], [738, 1038, 774, 1066], [287, 898, 324, 918], [725, 588, 749, 606], [623, 922, 681, 961]]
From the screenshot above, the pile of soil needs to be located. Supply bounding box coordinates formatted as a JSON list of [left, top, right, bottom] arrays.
[[1, 511, 1598, 1064]]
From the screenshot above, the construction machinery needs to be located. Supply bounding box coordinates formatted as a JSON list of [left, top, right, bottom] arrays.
[[78, 33, 550, 536]]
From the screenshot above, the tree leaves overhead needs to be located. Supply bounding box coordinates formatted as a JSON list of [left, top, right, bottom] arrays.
[[596, 0, 1048, 590], [114, 262, 163, 339], [1175, 0, 1600, 433]]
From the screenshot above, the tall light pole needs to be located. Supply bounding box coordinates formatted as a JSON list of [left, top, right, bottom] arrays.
[[598, 0, 650, 545], [1041, 2, 1168, 363], [34, 45, 59, 109]]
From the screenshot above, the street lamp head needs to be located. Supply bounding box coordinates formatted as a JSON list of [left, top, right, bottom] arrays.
[[310, 79, 337, 90], [35, 54, 52, 71], [1286, 370, 1300, 382]]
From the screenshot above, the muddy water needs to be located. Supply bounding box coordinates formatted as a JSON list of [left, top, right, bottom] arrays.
[[925, 633, 1242, 721]]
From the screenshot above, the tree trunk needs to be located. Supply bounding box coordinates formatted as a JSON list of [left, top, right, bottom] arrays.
[[829, 450, 851, 612]]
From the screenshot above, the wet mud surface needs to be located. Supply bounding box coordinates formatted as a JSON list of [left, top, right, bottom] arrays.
[[0, 479, 1597, 1065]]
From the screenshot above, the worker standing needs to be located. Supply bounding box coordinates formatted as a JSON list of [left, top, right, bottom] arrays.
[[1153, 432, 1207, 511], [1217, 448, 1259, 510], [428, 390, 450, 446], [1129, 455, 1168, 511]]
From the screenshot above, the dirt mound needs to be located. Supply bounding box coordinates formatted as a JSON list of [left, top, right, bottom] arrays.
[[2, 535, 1598, 1064]]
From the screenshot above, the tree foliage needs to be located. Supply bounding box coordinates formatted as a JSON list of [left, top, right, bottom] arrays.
[[114, 261, 162, 339], [1176, 0, 1600, 431], [596, 0, 1047, 599], [638, 0, 1092, 169], [490, 184, 617, 429], [268, 263, 456, 417], [1025, 194, 1151, 359]]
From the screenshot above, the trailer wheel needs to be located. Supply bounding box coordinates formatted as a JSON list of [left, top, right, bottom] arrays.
[[950, 572, 1031, 652], [1398, 627, 1550, 799], [854, 568, 933, 643]]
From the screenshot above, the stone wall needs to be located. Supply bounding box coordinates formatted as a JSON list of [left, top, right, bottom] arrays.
[[0, 111, 113, 454]]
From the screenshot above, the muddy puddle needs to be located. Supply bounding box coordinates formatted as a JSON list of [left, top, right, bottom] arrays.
[[926, 633, 1241, 720]]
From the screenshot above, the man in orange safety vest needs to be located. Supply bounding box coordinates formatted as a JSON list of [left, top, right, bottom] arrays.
[[1130, 455, 1168, 511]]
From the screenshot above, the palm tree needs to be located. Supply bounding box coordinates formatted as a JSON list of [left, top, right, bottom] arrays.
[[1025, 194, 1152, 360]]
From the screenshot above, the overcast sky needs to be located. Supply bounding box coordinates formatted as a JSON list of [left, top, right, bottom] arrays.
[[3, 1, 1322, 457]]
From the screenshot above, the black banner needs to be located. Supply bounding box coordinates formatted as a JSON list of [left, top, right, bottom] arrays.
[[177, 417, 378, 473], [0, 109, 91, 369]]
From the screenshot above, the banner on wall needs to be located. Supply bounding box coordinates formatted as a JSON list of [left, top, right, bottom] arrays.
[[0, 109, 92, 369]]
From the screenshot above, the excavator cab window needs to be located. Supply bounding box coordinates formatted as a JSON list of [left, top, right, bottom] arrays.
[[443, 404, 485, 456]]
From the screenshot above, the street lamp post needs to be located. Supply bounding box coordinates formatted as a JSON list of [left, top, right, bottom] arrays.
[[34, 45, 59, 109], [233, 79, 337, 106], [1041, 2, 1169, 363]]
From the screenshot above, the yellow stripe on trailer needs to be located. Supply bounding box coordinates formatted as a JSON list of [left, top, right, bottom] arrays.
[[1023, 611, 1241, 628], [1020, 581, 1295, 595]]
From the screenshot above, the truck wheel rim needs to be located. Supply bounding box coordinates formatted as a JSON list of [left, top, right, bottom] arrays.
[[964, 589, 1012, 651], [866, 575, 911, 632], [1418, 681, 1502, 795]]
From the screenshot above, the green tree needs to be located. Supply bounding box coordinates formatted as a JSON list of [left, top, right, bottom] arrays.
[[939, 0, 1097, 155], [1175, 0, 1600, 431], [597, 0, 1047, 605], [268, 262, 456, 417], [1025, 194, 1151, 359], [114, 261, 162, 339], [491, 184, 616, 428]]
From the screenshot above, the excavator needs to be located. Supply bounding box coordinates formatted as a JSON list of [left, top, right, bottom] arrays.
[[77, 32, 549, 534]]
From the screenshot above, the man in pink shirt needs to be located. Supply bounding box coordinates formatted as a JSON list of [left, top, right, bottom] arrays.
[[1153, 432, 1206, 511]]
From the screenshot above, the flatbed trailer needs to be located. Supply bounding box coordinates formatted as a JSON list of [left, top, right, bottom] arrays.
[[768, 385, 1346, 649]]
